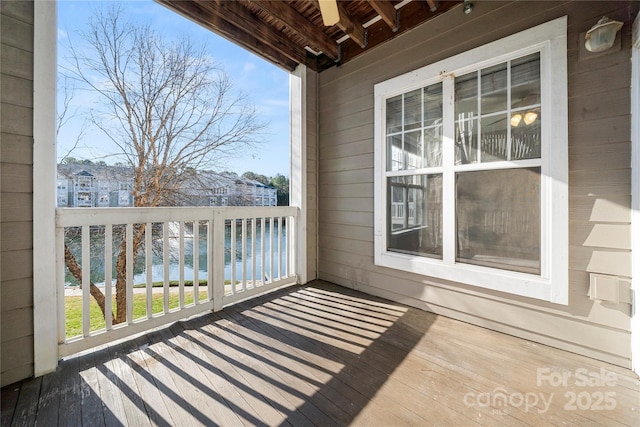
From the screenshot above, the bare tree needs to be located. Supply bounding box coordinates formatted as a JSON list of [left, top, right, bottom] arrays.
[[57, 74, 90, 163], [63, 3, 265, 323]]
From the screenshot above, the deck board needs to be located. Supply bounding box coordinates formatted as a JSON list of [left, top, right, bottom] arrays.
[[77, 350, 106, 427], [56, 355, 82, 426], [3, 280, 639, 426]]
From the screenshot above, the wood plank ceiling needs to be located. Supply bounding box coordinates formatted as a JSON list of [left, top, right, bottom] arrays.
[[157, 0, 461, 72]]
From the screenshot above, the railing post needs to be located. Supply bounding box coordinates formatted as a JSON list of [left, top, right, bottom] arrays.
[[56, 226, 66, 345], [207, 216, 214, 306], [126, 223, 134, 324], [212, 210, 225, 311]]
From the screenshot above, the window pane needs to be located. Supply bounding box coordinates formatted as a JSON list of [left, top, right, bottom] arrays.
[[386, 95, 402, 134], [388, 174, 442, 258], [456, 168, 540, 274], [387, 135, 402, 171], [424, 126, 443, 167], [424, 83, 442, 126], [455, 72, 478, 119], [404, 89, 422, 131], [481, 62, 507, 115], [405, 131, 422, 169], [511, 53, 540, 108], [480, 114, 508, 162], [455, 119, 478, 164], [511, 110, 541, 159], [456, 72, 478, 165]]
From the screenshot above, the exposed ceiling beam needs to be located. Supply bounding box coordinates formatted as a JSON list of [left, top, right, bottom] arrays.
[[159, 0, 301, 71], [368, 1, 398, 31], [335, 1, 367, 47], [426, 0, 439, 12], [311, 0, 367, 48], [317, 0, 458, 70], [248, 0, 340, 61], [197, 0, 310, 65]]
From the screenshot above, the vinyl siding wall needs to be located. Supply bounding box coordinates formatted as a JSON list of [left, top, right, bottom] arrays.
[[317, 1, 638, 367], [0, 0, 35, 386]]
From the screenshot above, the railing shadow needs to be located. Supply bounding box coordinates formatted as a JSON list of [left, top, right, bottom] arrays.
[[2, 281, 432, 425]]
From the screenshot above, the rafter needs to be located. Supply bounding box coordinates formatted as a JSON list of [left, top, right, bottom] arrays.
[[335, 1, 367, 47], [368, 0, 398, 31], [316, 1, 458, 70], [311, 0, 367, 48], [200, 0, 311, 65], [248, 0, 340, 60]]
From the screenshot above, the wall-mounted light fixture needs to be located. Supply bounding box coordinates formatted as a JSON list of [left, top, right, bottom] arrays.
[[463, 0, 473, 15], [585, 16, 623, 53]]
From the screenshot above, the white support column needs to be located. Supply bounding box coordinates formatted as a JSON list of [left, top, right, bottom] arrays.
[[33, 0, 59, 376], [631, 11, 640, 376], [290, 65, 308, 284]]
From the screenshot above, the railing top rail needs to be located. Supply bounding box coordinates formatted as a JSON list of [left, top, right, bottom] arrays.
[[56, 206, 299, 227]]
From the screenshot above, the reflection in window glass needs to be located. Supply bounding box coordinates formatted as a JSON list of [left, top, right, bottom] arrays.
[[455, 72, 478, 164], [455, 53, 541, 164], [456, 167, 540, 274], [387, 174, 442, 258], [387, 135, 402, 171], [386, 82, 443, 171], [480, 114, 508, 162], [511, 111, 541, 159], [481, 62, 507, 115], [424, 84, 443, 126], [386, 94, 402, 134], [404, 89, 422, 130], [455, 72, 478, 118], [405, 131, 422, 169], [455, 119, 478, 164], [511, 53, 540, 108], [424, 127, 443, 167]]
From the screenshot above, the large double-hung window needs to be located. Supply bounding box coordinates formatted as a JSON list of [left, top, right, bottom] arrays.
[[374, 17, 568, 303]]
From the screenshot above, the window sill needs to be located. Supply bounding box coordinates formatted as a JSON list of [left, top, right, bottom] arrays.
[[375, 250, 567, 304]]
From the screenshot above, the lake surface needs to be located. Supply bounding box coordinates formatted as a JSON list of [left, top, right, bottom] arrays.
[[64, 221, 287, 286]]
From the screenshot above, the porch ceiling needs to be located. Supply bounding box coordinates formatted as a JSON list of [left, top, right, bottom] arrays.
[[157, 0, 461, 72]]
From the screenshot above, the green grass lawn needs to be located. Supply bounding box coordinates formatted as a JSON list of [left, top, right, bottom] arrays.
[[65, 290, 209, 338]]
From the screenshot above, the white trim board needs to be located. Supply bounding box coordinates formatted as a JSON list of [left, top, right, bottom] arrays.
[[631, 11, 640, 376], [290, 65, 308, 284], [33, 0, 59, 376]]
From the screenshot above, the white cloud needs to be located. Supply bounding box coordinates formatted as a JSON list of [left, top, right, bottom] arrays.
[[264, 98, 289, 108], [242, 62, 257, 73]]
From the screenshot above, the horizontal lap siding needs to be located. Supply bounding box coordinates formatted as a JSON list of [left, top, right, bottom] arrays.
[[1, 0, 34, 386], [317, 0, 638, 366]]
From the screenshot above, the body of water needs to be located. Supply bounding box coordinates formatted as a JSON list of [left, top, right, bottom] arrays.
[[65, 221, 287, 286]]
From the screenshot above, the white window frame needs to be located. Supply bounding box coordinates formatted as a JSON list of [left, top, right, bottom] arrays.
[[374, 17, 568, 304]]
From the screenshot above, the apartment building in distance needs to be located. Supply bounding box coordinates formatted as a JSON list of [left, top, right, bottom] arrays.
[[56, 164, 278, 208]]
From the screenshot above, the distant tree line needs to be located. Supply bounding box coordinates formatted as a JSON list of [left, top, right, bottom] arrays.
[[239, 171, 289, 206]]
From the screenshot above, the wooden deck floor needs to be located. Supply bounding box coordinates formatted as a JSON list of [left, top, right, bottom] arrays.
[[2, 280, 639, 426]]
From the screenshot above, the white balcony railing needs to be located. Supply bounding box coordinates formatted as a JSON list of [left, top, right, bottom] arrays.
[[56, 206, 299, 357]]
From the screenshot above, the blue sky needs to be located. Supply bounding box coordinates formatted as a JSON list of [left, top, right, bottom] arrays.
[[57, 0, 290, 177]]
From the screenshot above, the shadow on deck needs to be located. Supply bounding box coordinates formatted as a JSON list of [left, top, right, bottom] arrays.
[[2, 280, 639, 426]]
